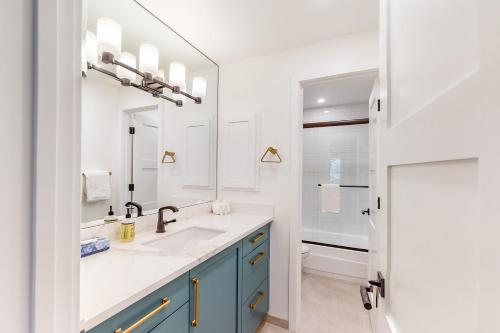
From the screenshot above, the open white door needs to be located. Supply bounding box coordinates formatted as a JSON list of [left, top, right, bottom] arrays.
[[374, 1, 500, 332], [367, 79, 380, 330]]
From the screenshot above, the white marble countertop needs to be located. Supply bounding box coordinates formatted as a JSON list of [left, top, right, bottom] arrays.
[[80, 212, 273, 331]]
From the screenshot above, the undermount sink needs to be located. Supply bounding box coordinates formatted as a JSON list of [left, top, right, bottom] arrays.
[[143, 227, 226, 255]]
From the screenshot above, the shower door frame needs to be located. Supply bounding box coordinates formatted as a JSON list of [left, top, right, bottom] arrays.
[[288, 68, 378, 332], [302, 117, 370, 252]]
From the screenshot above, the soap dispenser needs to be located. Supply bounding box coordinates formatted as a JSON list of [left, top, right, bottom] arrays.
[[120, 208, 135, 242], [104, 206, 118, 223]]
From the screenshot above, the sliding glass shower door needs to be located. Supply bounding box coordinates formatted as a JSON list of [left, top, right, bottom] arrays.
[[302, 122, 369, 250]]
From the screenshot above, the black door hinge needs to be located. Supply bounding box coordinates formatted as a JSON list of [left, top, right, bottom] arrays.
[[129, 126, 135, 134], [377, 99, 381, 112], [377, 197, 381, 209], [129, 183, 135, 191]]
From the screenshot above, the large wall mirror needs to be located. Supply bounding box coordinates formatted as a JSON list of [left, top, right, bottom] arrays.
[[81, 0, 218, 225]]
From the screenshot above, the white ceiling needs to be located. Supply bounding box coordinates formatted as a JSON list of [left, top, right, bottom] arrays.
[[137, 0, 379, 64], [303, 74, 375, 109]]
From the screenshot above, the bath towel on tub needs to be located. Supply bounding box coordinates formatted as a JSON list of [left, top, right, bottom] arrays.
[[320, 184, 340, 213]]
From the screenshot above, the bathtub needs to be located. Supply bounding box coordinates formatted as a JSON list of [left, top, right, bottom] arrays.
[[301, 227, 368, 282]]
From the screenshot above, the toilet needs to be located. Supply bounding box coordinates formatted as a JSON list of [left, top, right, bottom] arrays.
[[301, 244, 311, 260]]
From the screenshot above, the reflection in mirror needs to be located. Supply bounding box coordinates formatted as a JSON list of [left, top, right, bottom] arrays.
[[81, 0, 218, 225]]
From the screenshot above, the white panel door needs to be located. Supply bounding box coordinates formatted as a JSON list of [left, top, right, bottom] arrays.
[[132, 112, 158, 211], [367, 79, 380, 330], [375, 1, 500, 332]]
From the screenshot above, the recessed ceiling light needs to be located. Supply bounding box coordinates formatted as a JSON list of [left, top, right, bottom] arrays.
[[323, 110, 330, 114], [317, 98, 325, 104]]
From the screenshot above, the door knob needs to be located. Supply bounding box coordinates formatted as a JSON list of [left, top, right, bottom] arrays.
[[361, 208, 370, 216]]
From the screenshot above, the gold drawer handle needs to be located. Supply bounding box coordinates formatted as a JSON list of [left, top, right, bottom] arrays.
[[249, 292, 265, 311], [250, 232, 265, 244], [115, 297, 171, 333], [249, 252, 266, 266], [191, 278, 200, 327]]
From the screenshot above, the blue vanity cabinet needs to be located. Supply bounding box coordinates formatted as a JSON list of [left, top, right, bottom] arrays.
[[149, 303, 189, 333], [189, 243, 242, 333], [86, 273, 189, 333]]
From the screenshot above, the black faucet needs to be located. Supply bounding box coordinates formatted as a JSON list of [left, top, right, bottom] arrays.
[[125, 201, 143, 217], [156, 206, 179, 233]]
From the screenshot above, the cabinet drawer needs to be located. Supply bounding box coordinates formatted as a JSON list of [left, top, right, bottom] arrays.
[[87, 273, 189, 333], [242, 240, 269, 302], [242, 278, 269, 333], [149, 302, 189, 333], [242, 225, 269, 257]]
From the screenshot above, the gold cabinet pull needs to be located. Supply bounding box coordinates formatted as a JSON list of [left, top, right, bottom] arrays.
[[249, 252, 266, 266], [114, 297, 170, 333], [191, 278, 200, 327], [249, 292, 265, 311], [250, 232, 265, 244]]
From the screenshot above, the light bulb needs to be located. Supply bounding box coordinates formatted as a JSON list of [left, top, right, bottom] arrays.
[[96, 17, 122, 59], [116, 52, 137, 82], [139, 44, 159, 78], [169, 62, 186, 87], [192, 76, 207, 98], [85, 31, 98, 65]]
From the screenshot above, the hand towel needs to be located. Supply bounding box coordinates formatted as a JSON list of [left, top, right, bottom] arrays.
[[320, 184, 340, 213], [83, 170, 111, 202]]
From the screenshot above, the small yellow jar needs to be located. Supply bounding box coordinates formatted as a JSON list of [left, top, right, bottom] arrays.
[[120, 220, 135, 242]]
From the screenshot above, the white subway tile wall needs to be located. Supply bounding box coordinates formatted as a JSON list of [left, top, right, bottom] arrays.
[[302, 104, 369, 249]]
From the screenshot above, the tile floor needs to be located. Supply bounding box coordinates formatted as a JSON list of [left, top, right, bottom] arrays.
[[260, 273, 372, 333]]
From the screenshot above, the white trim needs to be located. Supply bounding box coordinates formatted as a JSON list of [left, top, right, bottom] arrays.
[[288, 68, 378, 332], [34, 0, 81, 332]]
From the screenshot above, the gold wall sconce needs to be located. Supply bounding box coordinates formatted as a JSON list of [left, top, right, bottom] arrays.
[[162, 151, 176, 163], [261, 146, 282, 163]]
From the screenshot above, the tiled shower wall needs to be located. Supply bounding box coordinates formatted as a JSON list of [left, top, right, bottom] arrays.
[[302, 103, 369, 249]]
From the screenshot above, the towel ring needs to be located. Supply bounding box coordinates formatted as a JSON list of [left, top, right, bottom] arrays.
[[261, 146, 282, 163], [162, 151, 176, 164]]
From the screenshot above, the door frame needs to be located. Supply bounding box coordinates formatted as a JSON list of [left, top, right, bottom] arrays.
[[288, 68, 378, 332], [34, 0, 81, 332]]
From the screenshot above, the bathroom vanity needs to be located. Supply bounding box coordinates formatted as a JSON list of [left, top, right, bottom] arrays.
[[80, 213, 271, 333]]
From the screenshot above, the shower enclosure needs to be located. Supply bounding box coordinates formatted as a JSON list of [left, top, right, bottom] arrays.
[[302, 115, 369, 251]]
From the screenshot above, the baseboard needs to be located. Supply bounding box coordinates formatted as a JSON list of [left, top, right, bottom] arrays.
[[302, 268, 366, 284], [264, 314, 289, 329]]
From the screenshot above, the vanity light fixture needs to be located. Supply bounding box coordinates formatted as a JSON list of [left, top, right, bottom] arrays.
[[169, 62, 186, 88], [192, 76, 207, 98], [84, 17, 205, 107], [116, 52, 137, 83], [85, 31, 98, 66], [139, 44, 159, 79], [96, 17, 122, 59]]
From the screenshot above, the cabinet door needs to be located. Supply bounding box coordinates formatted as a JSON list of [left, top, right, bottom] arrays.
[[190, 247, 239, 333], [149, 303, 189, 333]]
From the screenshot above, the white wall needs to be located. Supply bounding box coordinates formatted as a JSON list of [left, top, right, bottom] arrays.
[[0, 1, 33, 332], [218, 30, 378, 320]]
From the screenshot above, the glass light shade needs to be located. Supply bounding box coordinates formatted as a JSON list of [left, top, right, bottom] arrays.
[[97, 17, 122, 58], [192, 76, 207, 98], [81, 40, 87, 75], [116, 52, 137, 82], [156, 69, 165, 82], [139, 44, 159, 77], [169, 62, 186, 87], [85, 31, 98, 65]]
